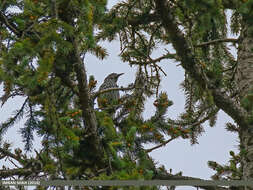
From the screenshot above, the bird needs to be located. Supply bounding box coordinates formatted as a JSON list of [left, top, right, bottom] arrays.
[[97, 73, 124, 108]]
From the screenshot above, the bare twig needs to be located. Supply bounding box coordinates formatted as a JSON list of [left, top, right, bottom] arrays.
[[21, 21, 41, 39], [145, 137, 176, 153], [128, 52, 176, 65], [195, 38, 238, 47], [92, 86, 135, 100], [7, 157, 20, 168]]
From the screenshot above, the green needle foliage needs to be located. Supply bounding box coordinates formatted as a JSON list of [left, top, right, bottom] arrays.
[[1, 0, 253, 189]]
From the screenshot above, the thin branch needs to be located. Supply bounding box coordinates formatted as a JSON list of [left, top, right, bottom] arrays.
[[152, 61, 167, 76], [145, 137, 176, 153], [0, 98, 28, 136], [0, 91, 25, 107], [0, 147, 24, 164], [195, 38, 238, 47], [168, 108, 220, 127], [0, 11, 20, 36], [21, 21, 41, 40], [0, 11, 41, 39], [92, 86, 135, 100], [7, 157, 20, 168]]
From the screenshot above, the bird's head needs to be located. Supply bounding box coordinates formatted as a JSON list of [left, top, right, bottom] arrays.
[[104, 73, 124, 83]]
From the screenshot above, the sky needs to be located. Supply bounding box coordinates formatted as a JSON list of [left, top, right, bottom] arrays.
[[0, 0, 239, 189]]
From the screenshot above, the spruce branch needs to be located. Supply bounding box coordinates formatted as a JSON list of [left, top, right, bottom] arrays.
[[0, 146, 44, 178], [0, 168, 33, 178], [195, 38, 238, 47], [1, 91, 25, 107], [0, 11, 21, 36], [155, 0, 248, 129], [0, 11, 41, 40], [0, 147, 24, 164], [21, 20, 41, 40], [0, 98, 28, 135], [168, 108, 219, 127]]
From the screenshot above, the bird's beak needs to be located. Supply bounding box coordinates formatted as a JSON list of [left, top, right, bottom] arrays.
[[117, 73, 124, 77]]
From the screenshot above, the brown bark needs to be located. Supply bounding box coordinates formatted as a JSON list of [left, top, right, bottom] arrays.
[[236, 24, 253, 99], [71, 39, 104, 163], [236, 21, 253, 185]]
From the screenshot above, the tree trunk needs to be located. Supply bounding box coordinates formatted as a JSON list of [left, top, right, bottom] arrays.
[[236, 23, 253, 99], [236, 21, 253, 186]]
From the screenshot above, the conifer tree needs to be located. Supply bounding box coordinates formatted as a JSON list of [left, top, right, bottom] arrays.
[[1, 0, 253, 190]]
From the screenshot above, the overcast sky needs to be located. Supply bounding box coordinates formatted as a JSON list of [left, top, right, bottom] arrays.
[[0, 1, 239, 189]]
